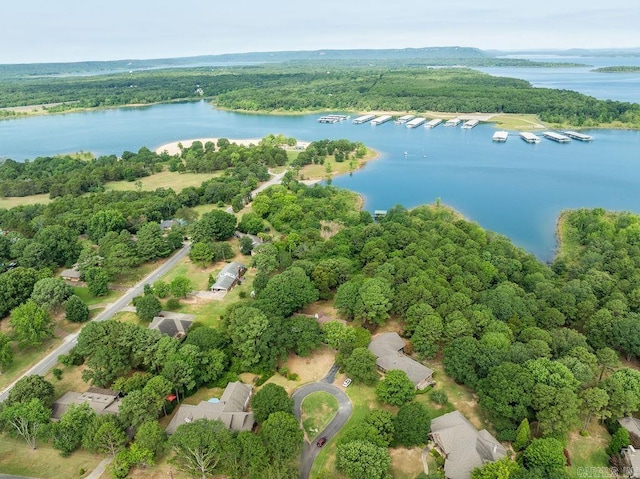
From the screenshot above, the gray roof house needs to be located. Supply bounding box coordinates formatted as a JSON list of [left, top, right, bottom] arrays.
[[620, 417, 640, 437], [210, 262, 246, 292], [52, 387, 122, 420], [166, 381, 254, 434], [430, 411, 506, 479], [60, 268, 82, 281], [149, 315, 194, 339], [368, 332, 434, 389], [619, 418, 640, 477]]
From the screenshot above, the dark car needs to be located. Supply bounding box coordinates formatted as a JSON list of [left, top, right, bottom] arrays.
[[316, 436, 327, 447]]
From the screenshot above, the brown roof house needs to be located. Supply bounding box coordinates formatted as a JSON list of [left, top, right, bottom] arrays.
[[52, 387, 122, 420], [60, 268, 82, 282], [430, 411, 506, 479], [368, 332, 434, 389], [166, 381, 254, 434], [210, 262, 246, 293]]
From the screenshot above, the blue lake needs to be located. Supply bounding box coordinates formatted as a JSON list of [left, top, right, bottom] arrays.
[[1, 95, 640, 262]]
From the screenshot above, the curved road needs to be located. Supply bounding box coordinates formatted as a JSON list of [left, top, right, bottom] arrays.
[[292, 369, 352, 479], [0, 242, 192, 402]]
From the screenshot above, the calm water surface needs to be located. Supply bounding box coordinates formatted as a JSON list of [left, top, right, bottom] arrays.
[[1, 99, 640, 261]]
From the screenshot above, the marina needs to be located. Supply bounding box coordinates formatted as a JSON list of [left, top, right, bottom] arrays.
[[425, 119, 443, 129], [406, 117, 426, 128], [317, 114, 349, 123], [394, 114, 415, 125], [492, 131, 509, 142], [543, 131, 572, 143], [371, 115, 393, 126], [462, 119, 480, 129], [352, 114, 376, 124], [520, 132, 541, 144], [444, 118, 462, 127], [564, 131, 594, 141]]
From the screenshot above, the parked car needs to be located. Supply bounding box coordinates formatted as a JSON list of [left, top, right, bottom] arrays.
[[343, 378, 352, 388], [316, 436, 327, 447]]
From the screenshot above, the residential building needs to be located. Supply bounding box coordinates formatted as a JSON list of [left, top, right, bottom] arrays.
[[210, 262, 246, 292], [52, 387, 122, 420], [368, 332, 433, 389]]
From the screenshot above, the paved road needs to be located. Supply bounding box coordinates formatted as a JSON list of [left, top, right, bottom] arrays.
[[292, 367, 353, 479], [0, 242, 192, 402]]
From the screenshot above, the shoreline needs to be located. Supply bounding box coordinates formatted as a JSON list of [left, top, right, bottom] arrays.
[[154, 137, 311, 156]]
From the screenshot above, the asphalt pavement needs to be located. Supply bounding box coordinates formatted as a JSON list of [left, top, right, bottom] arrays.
[[292, 370, 353, 479]]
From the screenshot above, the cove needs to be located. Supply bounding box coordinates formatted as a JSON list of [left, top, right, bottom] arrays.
[[2, 100, 640, 261]]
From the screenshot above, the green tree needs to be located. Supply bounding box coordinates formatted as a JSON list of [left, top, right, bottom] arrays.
[[226, 305, 271, 370], [607, 427, 630, 456], [596, 347, 620, 380], [472, 457, 520, 479], [169, 419, 233, 479], [251, 383, 294, 424], [513, 418, 531, 452], [336, 440, 391, 479], [344, 347, 379, 385], [238, 212, 265, 235], [170, 275, 192, 298], [523, 438, 566, 473], [30, 277, 73, 313], [260, 412, 303, 467], [189, 241, 214, 267], [322, 321, 357, 350], [134, 420, 167, 459], [51, 403, 96, 456], [0, 331, 14, 372], [364, 410, 395, 446], [0, 398, 50, 449], [411, 314, 444, 359], [532, 384, 580, 436], [118, 389, 160, 430], [89, 418, 127, 457], [394, 401, 431, 447], [376, 370, 416, 406], [190, 210, 237, 243], [255, 266, 319, 318], [10, 300, 53, 347], [88, 209, 127, 241], [239, 236, 254, 255], [135, 293, 162, 322], [65, 294, 90, 323], [354, 278, 393, 326], [579, 387, 610, 431], [6, 375, 55, 407], [85, 266, 109, 296], [33, 224, 81, 268], [136, 221, 169, 261]]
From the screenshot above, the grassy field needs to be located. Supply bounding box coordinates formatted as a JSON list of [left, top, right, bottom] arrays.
[[566, 424, 611, 478], [0, 192, 52, 208], [72, 286, 121, 306], [104, 169, 219, 192], [489, 113, 547, 130], [301, 391, 339, 440], [0, 337, 63, 389], [0, 433, 103, 478], [298, 148, 378, 181]]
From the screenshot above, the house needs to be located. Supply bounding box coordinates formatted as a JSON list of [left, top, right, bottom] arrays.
[[51, 387, 122, 420], [160, 219, 185, 230], [234, 231, 263, 247], [165, 381, 254, 434], [368, 332, 433, 389], [210, 262, 246, 292], [619, 417, 640, 437], [148, 314, 194, 339], [621, 446, 640, 478], [430, 410, 506, 479], [60, 268, 82, 282]]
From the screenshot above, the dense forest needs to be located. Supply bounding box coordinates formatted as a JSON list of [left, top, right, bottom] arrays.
[[593, 66, 640, 73], [2, 64, 639, 127]]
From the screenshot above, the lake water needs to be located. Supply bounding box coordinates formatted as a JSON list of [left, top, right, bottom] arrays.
[[2, 56, 640, 261]]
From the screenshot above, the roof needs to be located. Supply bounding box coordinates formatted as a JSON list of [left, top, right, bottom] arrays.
[[211, 262, 246, 291], [149, 316, 193, 338], [166, 381, 254, 434], [60, 269, 81, 279], [368, 332, 433, 386], [52, 387, 122, 420], [622, 447, 640, 477], [620, 417, 640, 437], [430, 411, 506, 479]]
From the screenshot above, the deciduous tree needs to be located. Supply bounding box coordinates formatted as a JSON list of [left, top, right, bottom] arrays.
[[251, 383, 293, 424], [375, 370, 416, 406], [9, 300, 53, 347]]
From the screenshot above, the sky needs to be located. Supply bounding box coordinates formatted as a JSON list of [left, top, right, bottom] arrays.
[[2, 0, 639, 64]]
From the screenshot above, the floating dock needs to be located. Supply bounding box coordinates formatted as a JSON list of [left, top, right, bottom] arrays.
[[371, 115, 393, 126], [564, 131, 593, 141], [520, 132, 541, 144], [425, 119, 443, 129], [406, 117, 426, 128], [394, 115, 415, 125], [492, 131, 509, 142], [444, 118, 461, 127], [352, 114, 376, 124], [317, 114, 349, 124], [462, 119, 479, 129], [543, 131, 571, 143]]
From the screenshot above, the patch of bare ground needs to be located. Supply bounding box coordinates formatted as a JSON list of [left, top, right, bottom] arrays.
[[390, 447, 425, 478], [265, 346, 336, 394], [320, 220, 344, 239], [300, 301, 340, 319]]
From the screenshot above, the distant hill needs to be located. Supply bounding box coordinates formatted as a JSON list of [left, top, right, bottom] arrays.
[[0, 46, 563, 77], [488, 47, 640, 57]]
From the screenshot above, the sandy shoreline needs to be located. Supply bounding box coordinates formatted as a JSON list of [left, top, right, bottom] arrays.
[[155, 137, 310, 155]]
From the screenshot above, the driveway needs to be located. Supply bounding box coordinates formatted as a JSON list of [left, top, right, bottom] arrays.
[[292, 367, 352, 479]]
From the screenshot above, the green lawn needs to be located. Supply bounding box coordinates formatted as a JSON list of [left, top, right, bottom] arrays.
[[0, 433, 103, 478], [0, 338, 63, 389], [72, 286, 121, 306], [0, 192, 52, 208], [301, 391, 339, 440], [567, 424, 611, 478], [104, 169, 219, 193]]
